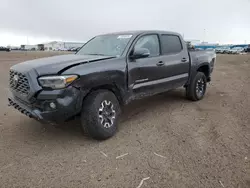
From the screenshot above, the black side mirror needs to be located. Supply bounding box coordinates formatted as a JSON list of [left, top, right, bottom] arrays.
[[131, 48, 150, 59]]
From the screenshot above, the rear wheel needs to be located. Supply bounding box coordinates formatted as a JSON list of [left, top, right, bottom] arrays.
[[81, 90, 121, 140], [186, 72, 207, 101]]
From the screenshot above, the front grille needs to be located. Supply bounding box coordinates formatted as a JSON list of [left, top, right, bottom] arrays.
[[9, 70, 30, 96]]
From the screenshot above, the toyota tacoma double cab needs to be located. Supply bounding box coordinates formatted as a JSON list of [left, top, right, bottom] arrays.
[[8, 30, 216, 140]]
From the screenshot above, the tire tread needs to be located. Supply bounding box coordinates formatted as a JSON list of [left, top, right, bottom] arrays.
[[81, 90, 120, 140], [186, 72, 207, 101]]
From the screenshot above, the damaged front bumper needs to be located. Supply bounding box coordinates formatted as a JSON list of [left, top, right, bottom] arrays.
[[8, 86, 83, 124]]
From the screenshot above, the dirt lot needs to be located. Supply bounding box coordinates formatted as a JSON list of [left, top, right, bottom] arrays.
[[0, 52, 249, 188]]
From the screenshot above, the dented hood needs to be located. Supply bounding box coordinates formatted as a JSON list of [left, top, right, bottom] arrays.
[[11, 54, 116, 75]]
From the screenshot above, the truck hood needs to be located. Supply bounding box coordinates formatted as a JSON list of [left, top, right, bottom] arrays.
[[11, 54, 116, 75]]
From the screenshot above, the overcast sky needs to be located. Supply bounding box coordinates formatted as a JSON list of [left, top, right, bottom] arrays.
[[0, 0, 250, 46]]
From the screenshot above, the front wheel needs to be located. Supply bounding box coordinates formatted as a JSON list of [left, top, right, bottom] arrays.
[[186, 72, 207, 101], [81, 90, 121, 140]]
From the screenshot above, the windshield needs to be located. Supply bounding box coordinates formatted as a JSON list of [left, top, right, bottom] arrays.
[[76, 34, 133, 57]]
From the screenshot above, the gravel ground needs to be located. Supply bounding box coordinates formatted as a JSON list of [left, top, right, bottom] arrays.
[[0, 52, 249, 188]]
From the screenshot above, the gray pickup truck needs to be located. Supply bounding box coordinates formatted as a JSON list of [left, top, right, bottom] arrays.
[[8, 30, 216, 140]]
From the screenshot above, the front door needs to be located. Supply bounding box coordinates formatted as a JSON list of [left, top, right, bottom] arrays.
[[127, 34, 163, 97]]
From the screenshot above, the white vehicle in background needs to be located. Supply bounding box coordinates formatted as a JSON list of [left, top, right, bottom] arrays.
[[228, 47, 245, 54], [215, 47, 222, 53], [56, 47, 68, 51], [216, 47, 231, 54]]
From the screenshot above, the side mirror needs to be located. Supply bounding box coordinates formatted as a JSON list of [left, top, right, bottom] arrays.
[[131, 48, 150, 59]]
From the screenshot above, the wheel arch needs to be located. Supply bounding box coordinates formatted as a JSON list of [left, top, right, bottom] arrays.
[[196, 62, 210, 81], [82, 84, 125, 106]]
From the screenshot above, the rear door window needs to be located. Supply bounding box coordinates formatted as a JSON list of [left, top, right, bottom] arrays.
[[161, 35, 183, 54]]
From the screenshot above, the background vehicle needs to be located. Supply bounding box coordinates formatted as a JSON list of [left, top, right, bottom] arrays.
[[215, 47, 223, 54], [223, 47, 231, 54], [10, 47, 21, 51], [8, 30, 216, 140], [216, 47, 231, 54], [228, 47, 244, 54], [55, 47, 68, 51], [68, 47, 80, 52], [0, 46, 11, 52], [215, 47, 221, 53], [245, 45, 250, 53]]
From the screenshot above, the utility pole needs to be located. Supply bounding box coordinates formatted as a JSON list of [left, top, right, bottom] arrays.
[[203, 29, 206, 43], [25, 36, 29, 56]]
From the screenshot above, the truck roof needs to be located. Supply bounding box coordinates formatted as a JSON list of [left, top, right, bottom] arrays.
[[99, 30, 181, 37]]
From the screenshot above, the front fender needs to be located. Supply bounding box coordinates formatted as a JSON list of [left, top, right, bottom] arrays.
[[62, 58, 127, 103], [74, 70, 126, 91]]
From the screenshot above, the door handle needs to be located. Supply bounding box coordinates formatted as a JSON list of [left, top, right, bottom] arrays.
[[181, 58, 187, 62], [156, 61, 164, 66]]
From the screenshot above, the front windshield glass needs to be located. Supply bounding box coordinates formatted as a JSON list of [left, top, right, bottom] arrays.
[[76, 34, 133, 57]]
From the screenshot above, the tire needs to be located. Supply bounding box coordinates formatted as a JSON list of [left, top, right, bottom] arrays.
[[186, 72, 207, 101], [81, 90, 121, 140]]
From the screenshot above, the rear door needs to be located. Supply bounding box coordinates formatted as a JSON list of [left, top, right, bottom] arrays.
[[158, 34, 190, 89]]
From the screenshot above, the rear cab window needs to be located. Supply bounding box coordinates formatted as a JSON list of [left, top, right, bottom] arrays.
[[161, 35, 183, 54]]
